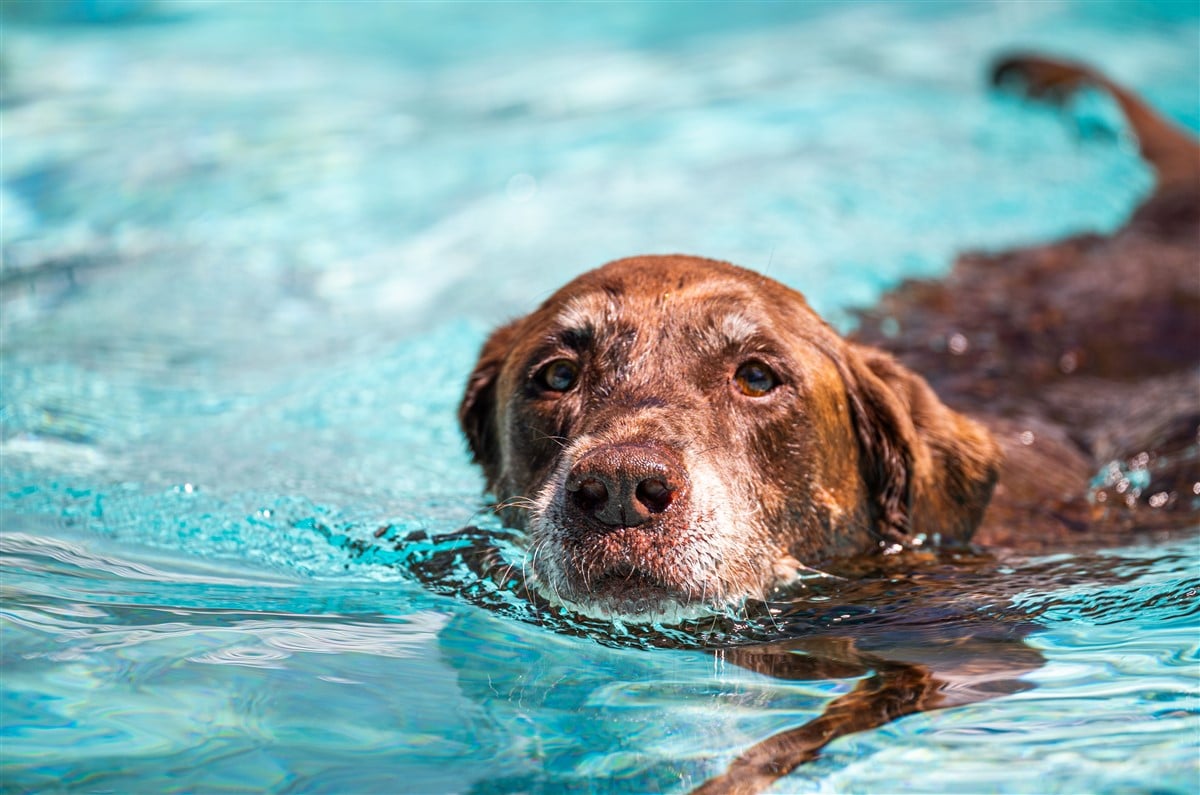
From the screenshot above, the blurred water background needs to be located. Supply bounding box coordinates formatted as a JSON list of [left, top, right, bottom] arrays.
[[2, 1, 1198, 792]]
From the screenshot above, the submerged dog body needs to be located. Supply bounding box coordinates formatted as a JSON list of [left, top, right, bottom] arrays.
[[459, 55, 1199, 620]]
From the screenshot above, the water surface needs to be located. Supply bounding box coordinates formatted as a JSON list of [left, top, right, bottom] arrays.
[[2, 1, 1198, 792]]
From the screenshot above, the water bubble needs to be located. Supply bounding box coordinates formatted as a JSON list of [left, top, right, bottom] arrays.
[[1092, 459, 1150, 496], [1019, 431, 1035, 446], [948, 333, 969, 355], [1148, 492, 1169, 509]]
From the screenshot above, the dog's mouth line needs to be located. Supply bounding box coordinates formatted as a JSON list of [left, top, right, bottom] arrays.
[[588, 563, 665, 591]]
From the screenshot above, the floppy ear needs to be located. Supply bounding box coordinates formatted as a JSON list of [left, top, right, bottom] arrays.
[[459, 320, 522, 487], [840, 343, 1001, 546]]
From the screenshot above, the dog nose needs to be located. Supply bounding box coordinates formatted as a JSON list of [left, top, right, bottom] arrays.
[[565, 444, 683, 527]]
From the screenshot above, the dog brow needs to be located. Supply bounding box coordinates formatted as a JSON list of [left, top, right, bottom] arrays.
[[552, 293, 617, 349], [695, 309, 765, 353], [556, 326, 593, 351], [720, 311, 761, 345]]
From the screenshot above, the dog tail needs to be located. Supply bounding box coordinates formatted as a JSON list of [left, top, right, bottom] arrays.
[[991, 53, 1199, 193]]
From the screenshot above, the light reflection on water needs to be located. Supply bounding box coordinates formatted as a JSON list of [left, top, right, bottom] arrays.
[[2, 0, 1199, 793], [3, 528, 1198, 793]]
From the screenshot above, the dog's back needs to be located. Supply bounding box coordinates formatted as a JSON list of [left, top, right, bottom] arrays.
[[853, 55, 1200, 550]]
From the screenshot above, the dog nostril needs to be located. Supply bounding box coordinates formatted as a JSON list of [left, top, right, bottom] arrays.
[[635, 478, 673, 514], [573, 478, 609, 512]]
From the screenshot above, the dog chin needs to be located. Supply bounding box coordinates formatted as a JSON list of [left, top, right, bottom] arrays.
[[532, 577, 732, 624], [524, 547, 733, 623]]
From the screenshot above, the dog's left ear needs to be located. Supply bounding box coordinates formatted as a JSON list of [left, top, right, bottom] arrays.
[[459, 319, 522, 489], [839, 343, 1002, 545]]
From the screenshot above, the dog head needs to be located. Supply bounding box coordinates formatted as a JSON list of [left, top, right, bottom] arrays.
[[460, 256, 1000, 618]]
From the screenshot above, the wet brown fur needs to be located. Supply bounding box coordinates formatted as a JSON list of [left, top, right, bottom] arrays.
[[461, 255, 1006, 612], [855, 54, 1200, 550], [460, 55, 1197, 608]]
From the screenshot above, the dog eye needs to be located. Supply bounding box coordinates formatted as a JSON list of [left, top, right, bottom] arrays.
[[733, 361, 779, 397], [535, 359, 580, 393]]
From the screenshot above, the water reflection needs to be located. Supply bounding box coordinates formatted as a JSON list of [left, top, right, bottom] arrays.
[[363, 522, 1198, 791]]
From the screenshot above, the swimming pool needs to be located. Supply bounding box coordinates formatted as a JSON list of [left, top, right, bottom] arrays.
[[2, 1, 1198, 792]]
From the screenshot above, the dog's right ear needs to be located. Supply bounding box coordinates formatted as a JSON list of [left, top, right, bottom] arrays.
[[459, 320, 522, 484]]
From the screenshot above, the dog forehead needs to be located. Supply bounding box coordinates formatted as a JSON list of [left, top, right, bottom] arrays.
[[579, 255, 772, 300], [536, 256, 828, 351]]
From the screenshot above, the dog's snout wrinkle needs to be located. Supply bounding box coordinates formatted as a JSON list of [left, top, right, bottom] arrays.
[[565, 443, 684, 528]]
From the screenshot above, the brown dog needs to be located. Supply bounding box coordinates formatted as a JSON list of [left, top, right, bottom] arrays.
[[435, 54, 1200, 795], [460, 254, 1002, 618], [459, 55, 1198, 621]]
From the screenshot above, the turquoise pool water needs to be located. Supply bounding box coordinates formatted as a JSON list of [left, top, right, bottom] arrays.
[[2, 1, 1198, 792]]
